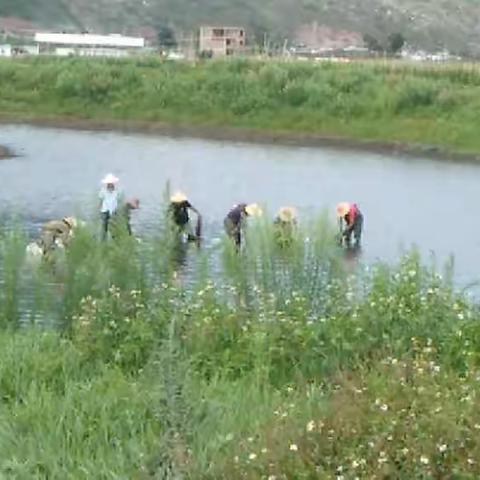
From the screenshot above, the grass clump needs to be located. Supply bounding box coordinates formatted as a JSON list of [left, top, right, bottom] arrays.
[[0, 216, 477, 477]]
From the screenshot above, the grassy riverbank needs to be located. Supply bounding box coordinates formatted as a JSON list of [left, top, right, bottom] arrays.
[[1, 57, 480, 156], [0, 217, 479, 477]]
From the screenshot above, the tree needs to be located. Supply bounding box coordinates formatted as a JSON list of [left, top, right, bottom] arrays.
[[388, 33, 405, 54], [363, 33, 383, 53], [157, 25, 176, 48]]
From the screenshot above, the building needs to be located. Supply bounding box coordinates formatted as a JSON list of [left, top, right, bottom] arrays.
[[34, 33, 145, 57], [198, 26, 245, 57], [0, 44, 12, 57]]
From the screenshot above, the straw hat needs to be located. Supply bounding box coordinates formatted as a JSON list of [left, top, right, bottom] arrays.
[[63, 217, 78, 229], [170, 191, 188, 203], [336, 202, 351, 218], [101, 173, 119, 185], [245, 203, 263, 217], [277, 206, 297, 222]]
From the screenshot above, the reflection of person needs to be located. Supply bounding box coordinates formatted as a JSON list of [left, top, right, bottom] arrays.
[[40, 217, 78, 254], [336, 202, 364, 249], [169, 192, 202, 241], [99, 174, 120, 241], [274, 207, 297, 247], [224, 203, 262, 248]]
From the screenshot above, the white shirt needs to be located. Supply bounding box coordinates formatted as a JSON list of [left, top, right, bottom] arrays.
[[99, 188, 119, 215]]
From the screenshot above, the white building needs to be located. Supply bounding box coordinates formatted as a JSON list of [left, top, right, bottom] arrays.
[[0, 44, 12, 57], [34, 33, 145, 57]]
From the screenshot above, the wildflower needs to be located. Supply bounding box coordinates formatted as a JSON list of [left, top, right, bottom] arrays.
[[408, 270, 417, 277], [247, 437, 254, 443], [306, 420, 315, 432], [401, 447, 409, 455], [352, 459, 360, 468], [468, 458, 475, 465], [420, 455, 429, 465], [458, 312, 465, 320], [261, 447, 268, 454], [380, 403, 388, 412], [289, 444, 298, 451], [248, 453, 257, 460], [437, 444, 447, 453], [268, 476, 277, 480], [378, 452, 388, 464]]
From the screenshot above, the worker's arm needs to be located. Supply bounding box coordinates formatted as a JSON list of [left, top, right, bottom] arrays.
[[189, 204, 202, 219]]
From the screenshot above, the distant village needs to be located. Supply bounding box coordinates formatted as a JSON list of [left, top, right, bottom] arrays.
[[0, 17, 462, 63]]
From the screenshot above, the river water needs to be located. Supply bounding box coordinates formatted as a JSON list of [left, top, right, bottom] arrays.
[[0, 124, 478, 292]]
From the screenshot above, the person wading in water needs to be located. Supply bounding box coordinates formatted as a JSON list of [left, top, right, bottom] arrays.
[[274, 206, 298, 248], [336, 202, 364, 250], [224, 203, 262, 249], [169, 192, 202, 242], [99, 174, 120, 241]]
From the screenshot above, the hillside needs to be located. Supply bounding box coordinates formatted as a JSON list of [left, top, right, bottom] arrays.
[[1, 0, 479, 55]]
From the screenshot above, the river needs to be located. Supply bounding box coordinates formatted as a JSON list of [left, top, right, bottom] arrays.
[[0, 123, 478, 292]]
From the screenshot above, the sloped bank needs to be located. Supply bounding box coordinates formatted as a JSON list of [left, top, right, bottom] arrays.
[[1, 57, 480, 161]]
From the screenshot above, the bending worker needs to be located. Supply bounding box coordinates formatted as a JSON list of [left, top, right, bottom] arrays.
[[224, 203, 262, 248], [39, 216, 78, 254], [336, 202, 364, 250], [169, 191, 202, 241], [111, 198, 140, 238], [99, 173, 120, 241], [274, 206, 297, 246]]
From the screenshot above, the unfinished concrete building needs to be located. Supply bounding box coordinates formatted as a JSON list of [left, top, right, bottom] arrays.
[[199, 26, 245, 57]]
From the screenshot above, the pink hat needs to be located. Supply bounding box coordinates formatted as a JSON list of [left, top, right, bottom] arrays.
[[101, 173, 119, 185]]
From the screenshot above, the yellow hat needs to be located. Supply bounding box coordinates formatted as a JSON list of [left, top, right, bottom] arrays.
[[277, 206, 297, 222], [336, 202, 350, 218], [170, 191, 188, 203], [63, 217, 78, 229], [245, 203, 263, 217]]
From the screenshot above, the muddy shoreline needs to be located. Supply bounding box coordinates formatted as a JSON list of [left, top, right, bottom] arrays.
[[2, 115, 479, 164]]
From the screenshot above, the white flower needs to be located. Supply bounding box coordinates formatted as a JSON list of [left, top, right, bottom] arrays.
[[380, 403, 389, 412], [468, 458, 475, 465], [248, 453, 257, 460], [261, 447, 268, 454], [402, 447, 409, 455], [437, 444, 447, 453], [268, 476, 277, 480], [289, 443, 298, 451], [306, 420, 315, 432], [420, 455, 429, 465]]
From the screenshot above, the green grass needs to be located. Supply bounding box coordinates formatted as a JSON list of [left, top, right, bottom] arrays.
[[0, 213, 478, 477], [2, 57, 480, 155]]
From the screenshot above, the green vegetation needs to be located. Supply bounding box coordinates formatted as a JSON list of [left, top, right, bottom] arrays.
[[2, 57, 480, 155], [0, 212, 479, 477]]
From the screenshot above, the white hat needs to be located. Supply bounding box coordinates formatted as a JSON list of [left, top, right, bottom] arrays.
[[101, 173, 119, 185], [170, 191, 188, 203]]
